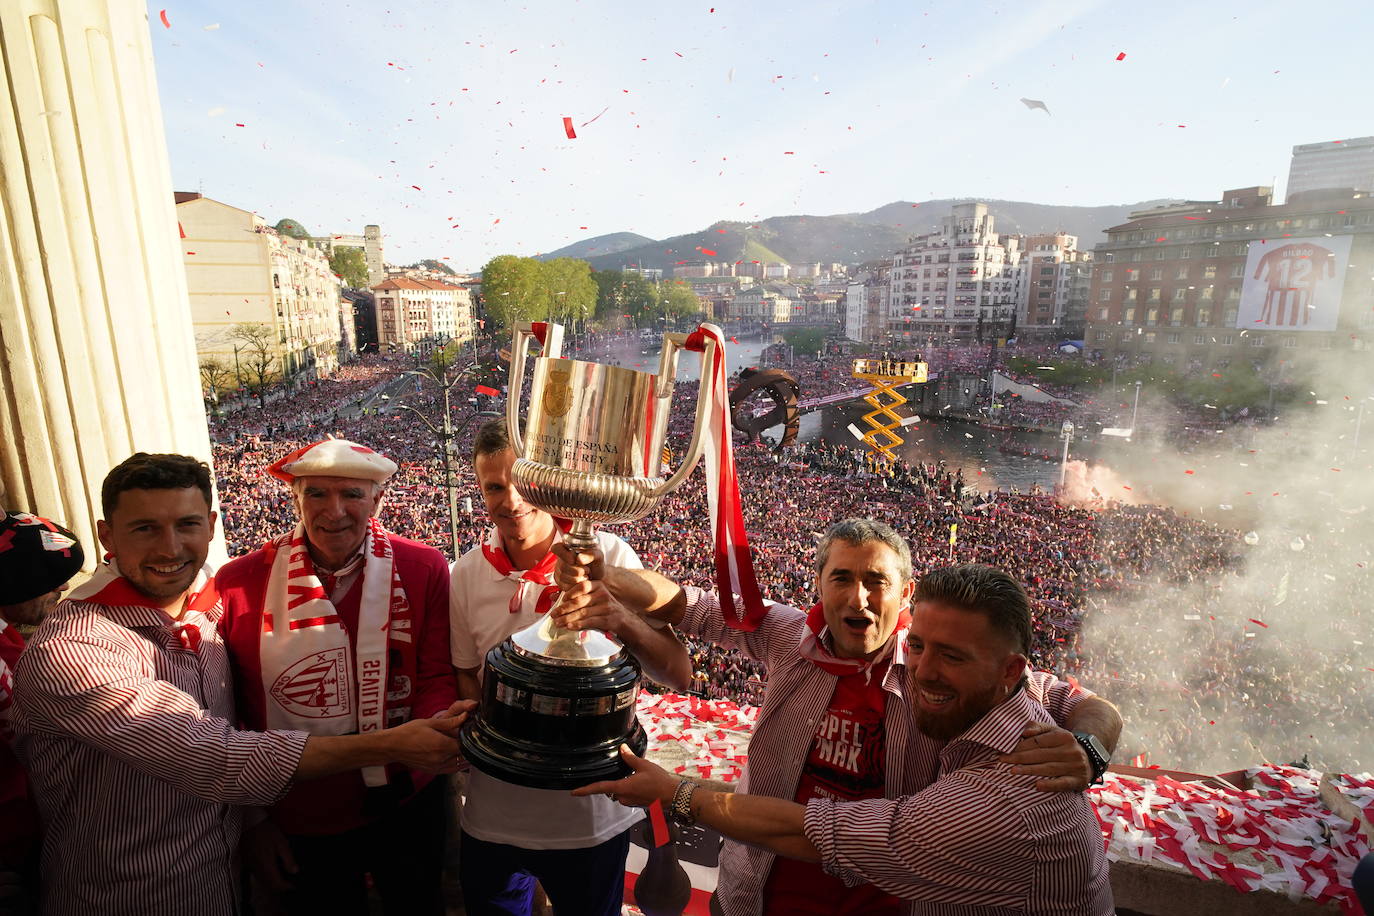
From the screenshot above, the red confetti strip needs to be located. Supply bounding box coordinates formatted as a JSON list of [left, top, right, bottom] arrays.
[[1115, 51, 1127, 60], [1248, 618, 1269, 628], [475, 385, 499, 397], [562, 116, 576, 139], [411, 185, 422, 191], [648, 799, 670, 847], [159, 9, 171, 28], [700, 248, 717, 256], [1184, 470, 1194, 475], [235, 123, 245, 127]]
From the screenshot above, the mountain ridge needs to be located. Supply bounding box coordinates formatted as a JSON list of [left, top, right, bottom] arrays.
[[534, 198, 1180, 273]]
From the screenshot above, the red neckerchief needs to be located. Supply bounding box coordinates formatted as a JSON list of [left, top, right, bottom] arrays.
[[800, 602, 909, 677], [480, 520, 573, 616], [72, 558, 218, 652]]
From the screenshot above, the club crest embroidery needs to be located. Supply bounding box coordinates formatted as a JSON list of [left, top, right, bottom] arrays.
[[541, 368, 573, 418], [270, 648, 352, 718]]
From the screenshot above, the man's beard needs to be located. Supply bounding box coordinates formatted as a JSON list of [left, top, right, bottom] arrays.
[[912, 682, 1005, 741]]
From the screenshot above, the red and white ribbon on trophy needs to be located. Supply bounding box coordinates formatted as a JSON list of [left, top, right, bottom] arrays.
[[685, 325, 768, 631]]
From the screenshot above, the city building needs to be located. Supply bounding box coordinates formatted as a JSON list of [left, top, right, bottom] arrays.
[[889, 202, 1024, 344], [1085, 186, 1374, 368], [176, 192, 346, 384], [1286, 137, 1374, 200], [371, 277, 475, 352], [1018, 233, 1093, 341], [762, 262, 791, 280], [312, 224, 386, 287], [844, 262, 892, 343], [729, 285, 793, 324]]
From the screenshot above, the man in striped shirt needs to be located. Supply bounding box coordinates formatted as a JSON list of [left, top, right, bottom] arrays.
[[578, 563, 1114, 914], [554, 520, 1120, 915], [11, 453, 472, 916]]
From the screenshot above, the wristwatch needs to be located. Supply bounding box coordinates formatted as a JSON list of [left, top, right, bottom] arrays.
[[670, 779, 697, 825], [1073, 732, 1111, 784]]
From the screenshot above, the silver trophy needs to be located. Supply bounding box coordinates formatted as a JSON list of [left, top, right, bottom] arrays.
[[460, 321, 721, 788]]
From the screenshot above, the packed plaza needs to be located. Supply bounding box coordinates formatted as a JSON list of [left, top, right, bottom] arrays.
[[207, 340, 1372, 779]]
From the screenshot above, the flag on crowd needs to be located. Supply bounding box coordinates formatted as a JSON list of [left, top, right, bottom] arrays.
[[948, 523, 958, 545]]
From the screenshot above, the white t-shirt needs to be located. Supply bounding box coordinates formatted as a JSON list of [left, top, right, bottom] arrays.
[[450, 527, 645, 849]]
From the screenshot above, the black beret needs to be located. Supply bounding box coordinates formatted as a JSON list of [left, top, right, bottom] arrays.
[[0, 510, 85, 605]]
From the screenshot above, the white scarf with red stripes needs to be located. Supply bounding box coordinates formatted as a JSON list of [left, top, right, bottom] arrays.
[[259, 518, 409, 787], [685, 325, 767, 630]]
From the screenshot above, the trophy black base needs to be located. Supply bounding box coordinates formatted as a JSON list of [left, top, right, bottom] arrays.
[[460, 637, 648, 790]]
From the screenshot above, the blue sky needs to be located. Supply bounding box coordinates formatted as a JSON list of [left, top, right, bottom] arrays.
[[150, 0, 1374, 270]]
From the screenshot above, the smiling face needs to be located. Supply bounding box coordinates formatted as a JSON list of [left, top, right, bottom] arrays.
[[906, 599, 1027, 741], [292, 476, 382, 570], [816, 539, 916, 661], [97, 487, 217, 610], [475, 448, 553, 550]]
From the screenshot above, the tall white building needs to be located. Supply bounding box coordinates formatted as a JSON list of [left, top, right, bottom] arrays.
[[372, 277, 474, 351], [1286, 137, 1374, 199], [889, 202, 1024, 343], [177, 193, 345, 383]]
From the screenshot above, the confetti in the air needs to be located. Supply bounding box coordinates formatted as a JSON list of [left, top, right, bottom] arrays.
[[159, 9, 171, 28], [1019, 98, 1050, 115], [1115, 51, 1126, 60], [562, 117, 576, 139]]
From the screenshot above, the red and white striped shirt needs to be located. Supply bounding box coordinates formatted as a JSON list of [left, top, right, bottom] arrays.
[[803, 686, 1114, 914], [678, 588, 1089, 916], [12, 595, 309, 916]]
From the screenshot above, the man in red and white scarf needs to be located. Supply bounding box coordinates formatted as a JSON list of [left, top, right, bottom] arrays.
[[216, 438, 460, 915], [11, 453, 469, 916], [553, 518, 1124, 916], [449, 418, 692, 916]]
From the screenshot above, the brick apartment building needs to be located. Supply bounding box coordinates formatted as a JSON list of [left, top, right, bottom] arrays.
[[1086, 186, 1374, 370]]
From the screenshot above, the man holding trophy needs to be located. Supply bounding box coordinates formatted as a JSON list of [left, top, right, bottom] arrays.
[[450, 417, 691, 915], [551, 522, 1122, 915]]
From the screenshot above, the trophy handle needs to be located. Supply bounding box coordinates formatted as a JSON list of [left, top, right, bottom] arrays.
[[506, 322, 565, 455], [647, 327, 719, 498]]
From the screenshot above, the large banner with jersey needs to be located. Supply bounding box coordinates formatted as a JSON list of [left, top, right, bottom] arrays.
[[1235, 235, 1352, 332]]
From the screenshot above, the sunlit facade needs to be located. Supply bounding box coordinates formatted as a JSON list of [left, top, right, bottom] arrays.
[[1086, 186, 1374, 369]]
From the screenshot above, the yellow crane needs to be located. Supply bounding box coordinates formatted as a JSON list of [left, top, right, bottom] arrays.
[[851, 358, 928, 460]]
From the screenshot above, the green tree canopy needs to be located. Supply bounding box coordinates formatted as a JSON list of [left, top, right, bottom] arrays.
[[274, 218, 311, 239], [481, 255, 550, 330], [541, 257, 597, 324], [659, 280, 704, 320], [329, 247, 369, 288]]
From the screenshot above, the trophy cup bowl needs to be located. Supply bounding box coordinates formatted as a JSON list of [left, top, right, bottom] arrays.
[[460, 321, 719, 789]]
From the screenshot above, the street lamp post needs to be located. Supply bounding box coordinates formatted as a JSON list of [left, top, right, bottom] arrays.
[[399, 351, 479, 558], [1129, 380, 1142, 437], [1059, 420, 1075, 489]]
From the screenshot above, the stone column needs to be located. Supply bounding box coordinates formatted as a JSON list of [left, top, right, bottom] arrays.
[[0, 0, 221, 567]]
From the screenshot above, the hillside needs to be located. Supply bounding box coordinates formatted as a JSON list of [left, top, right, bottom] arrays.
[[560, 198, 1180, 273], [537, 231, 657, 261]]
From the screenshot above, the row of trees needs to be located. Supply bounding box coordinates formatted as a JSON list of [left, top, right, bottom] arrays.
[[479, 256, 598, 329], [479, 255, 705, 331]]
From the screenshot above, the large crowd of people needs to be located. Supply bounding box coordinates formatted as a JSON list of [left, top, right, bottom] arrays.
[[206, 340, 1371, 777]]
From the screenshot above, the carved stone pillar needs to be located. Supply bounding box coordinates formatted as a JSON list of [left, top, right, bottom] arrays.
[[0, 0, 219, 564]]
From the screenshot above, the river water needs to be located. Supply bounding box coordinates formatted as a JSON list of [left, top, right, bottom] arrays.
[[587, 332, 1070, 492]]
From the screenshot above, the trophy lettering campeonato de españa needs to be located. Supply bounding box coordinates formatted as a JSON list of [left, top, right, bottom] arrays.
[[460, 321, 765, 789]]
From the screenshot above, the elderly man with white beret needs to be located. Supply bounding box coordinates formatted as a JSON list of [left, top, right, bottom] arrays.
[[216, 438, 460, 915]]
